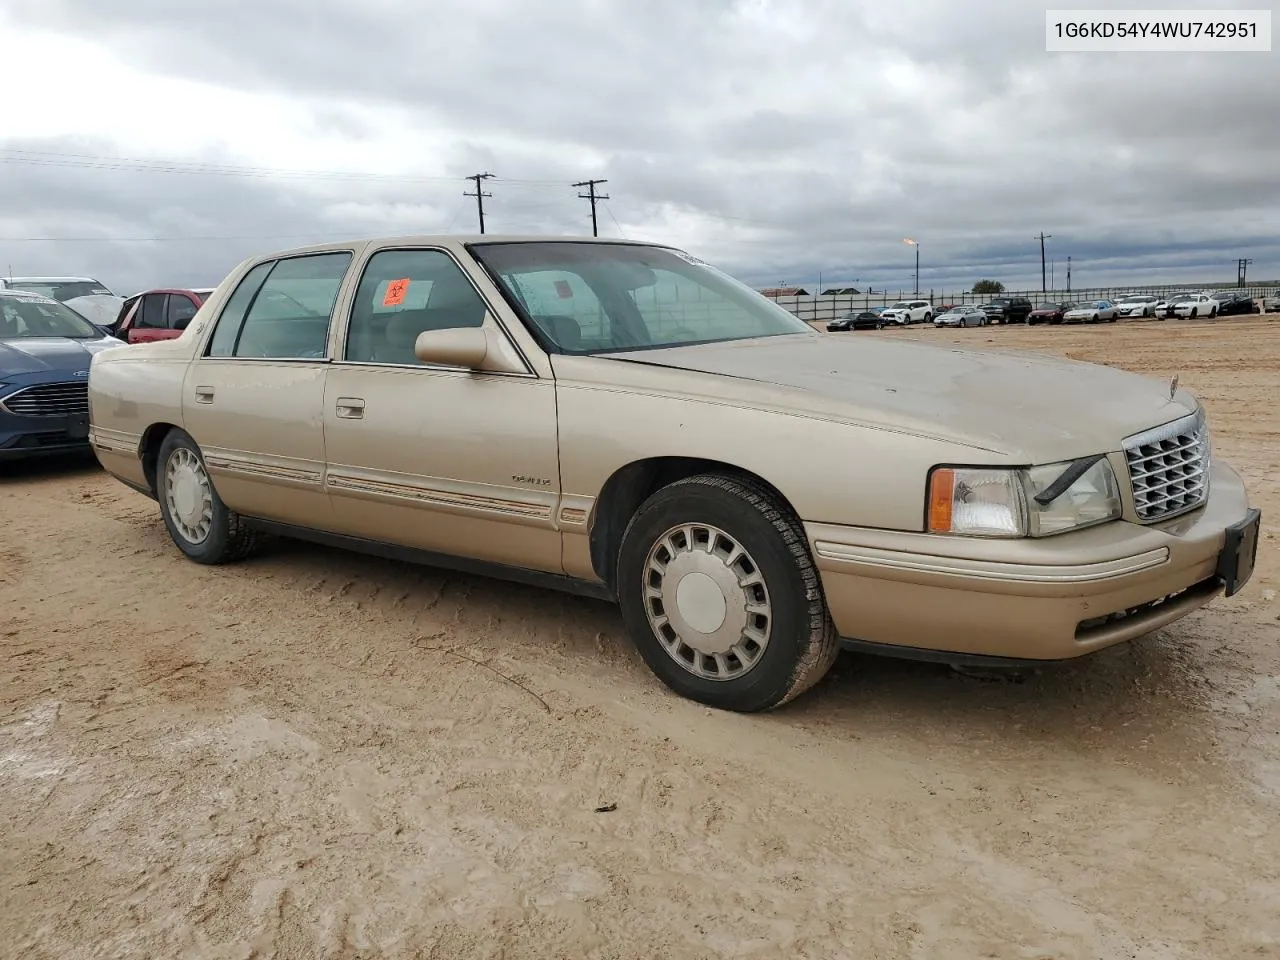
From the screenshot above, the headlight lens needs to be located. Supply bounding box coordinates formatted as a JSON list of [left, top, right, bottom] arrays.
[[928, 457, 1123, 538], [1023, 457, 1122, 535]]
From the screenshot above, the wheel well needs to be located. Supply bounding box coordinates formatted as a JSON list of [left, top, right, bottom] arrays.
[[138, 422, 180, 495], [587, 457, 798, 593]]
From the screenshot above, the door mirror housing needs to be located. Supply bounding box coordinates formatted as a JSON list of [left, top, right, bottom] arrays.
[[413, 323, 526, 373]]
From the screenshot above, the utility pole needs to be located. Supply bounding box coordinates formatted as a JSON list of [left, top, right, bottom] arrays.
[[902, 238, 919, 295], [1237, 257, 1252, 285], [1066, 255, 1072, 292], [464, 172, 495, 234], [572, 179, 609, 237], [1037, 232, 1053, 293]]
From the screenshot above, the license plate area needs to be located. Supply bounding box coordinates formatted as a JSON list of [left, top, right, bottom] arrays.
[[1217, 508, 1261, 598]]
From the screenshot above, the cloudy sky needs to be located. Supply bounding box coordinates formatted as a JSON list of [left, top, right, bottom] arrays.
[[0, 0, 1276, 298]]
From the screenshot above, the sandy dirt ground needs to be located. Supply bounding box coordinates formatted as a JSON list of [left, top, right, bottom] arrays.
[[2, 315, 1278, 959]]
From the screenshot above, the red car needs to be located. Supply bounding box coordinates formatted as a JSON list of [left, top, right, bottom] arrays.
[[1026, 301, 1076, 325], [112, 287, 215, 344]]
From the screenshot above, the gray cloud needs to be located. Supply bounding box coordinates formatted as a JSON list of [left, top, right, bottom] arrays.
[[2, 0, 1277, 294]]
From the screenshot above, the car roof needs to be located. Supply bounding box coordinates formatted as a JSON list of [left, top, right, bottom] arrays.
[[250, 233, 667, 261], [1, 275, 103, 283]]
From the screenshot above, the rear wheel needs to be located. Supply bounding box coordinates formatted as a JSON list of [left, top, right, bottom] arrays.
[[616, 474, 840, 712], [156, 429, 261, 564]]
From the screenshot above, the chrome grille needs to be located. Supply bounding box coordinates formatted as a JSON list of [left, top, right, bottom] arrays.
[[1122, 411, 1209, 522], [0, 381, 90, 417]]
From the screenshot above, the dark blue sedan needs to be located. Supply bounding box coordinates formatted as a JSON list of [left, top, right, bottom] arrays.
[[1, 289, 125, 461]]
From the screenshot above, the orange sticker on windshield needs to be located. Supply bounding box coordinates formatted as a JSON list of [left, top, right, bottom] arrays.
[[383, 278, 410, 306]]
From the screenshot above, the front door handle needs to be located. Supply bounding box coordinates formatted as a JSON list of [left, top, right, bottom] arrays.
[[335, 397, 365, 419], [194, 386, 215, 403]]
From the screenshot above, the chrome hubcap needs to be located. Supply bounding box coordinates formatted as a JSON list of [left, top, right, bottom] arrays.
[[643, 523, 772, 681], [165, 447, 213, 544]]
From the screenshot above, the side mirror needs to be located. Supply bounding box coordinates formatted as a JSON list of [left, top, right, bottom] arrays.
[[413, 325, 526, 374]]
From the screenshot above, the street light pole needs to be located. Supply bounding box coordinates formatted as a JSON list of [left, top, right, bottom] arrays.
[[903, 238, 919, 295]]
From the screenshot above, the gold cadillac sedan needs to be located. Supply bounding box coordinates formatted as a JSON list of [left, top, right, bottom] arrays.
[[87, 236, 1261, 712]]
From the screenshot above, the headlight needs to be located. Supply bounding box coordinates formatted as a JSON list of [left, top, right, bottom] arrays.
[[928, 456, 1122, 538]]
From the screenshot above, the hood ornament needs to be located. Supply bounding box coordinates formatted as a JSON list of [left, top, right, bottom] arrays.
[[1169, 374, 1179, 400]]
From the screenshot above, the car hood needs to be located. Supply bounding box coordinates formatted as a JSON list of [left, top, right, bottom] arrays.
[[606, 335, 1196, 462], [0, 336, 122, 377]]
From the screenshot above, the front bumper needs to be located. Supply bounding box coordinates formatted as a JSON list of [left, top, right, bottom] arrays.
[[0, 414, 92, 461], [805, 460, 1257, 662]]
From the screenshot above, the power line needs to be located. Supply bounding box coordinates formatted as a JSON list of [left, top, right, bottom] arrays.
[[1037, 232, 1053, 293], [571, 179, 609, 237], [464, 172, 495, 234], [0, 147, 570, 187]]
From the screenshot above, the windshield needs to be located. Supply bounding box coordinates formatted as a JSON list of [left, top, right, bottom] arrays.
[[7, 280, 113, 301], [470, 242, 813, 353], [0, 296, 102, 339]]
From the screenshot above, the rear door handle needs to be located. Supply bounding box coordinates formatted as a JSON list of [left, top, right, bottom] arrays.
[[335, 397, 365, 419], [194, 386, 215, 403]]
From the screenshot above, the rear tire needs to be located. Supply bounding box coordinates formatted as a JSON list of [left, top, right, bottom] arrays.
[[616, 474, 840, 712], [156, 428, 261, 565]]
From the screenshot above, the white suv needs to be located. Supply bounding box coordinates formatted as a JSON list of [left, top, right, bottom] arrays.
[[880, 299, 933, 325]]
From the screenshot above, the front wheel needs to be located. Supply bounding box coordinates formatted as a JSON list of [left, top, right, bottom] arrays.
[[616, 474, 840, 712], [1191, 308, 1198, 318], [156, 428, 262, 564]]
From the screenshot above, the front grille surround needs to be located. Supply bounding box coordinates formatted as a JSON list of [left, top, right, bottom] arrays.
[[0, 381, 90, 418], [1122, 410, 1210, 523]]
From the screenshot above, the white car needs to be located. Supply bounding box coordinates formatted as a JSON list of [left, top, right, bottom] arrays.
[[1062, 300, 1118, 323], [0, 276, 116, 301], [1171, 294, 1218, 319], [1264, 291, 1280, 312], [933, 305, 987, 328], [1114, 295, 1160, 318], [880, 299, 933, 325]]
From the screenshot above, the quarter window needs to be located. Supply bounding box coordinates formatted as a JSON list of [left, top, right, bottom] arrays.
[[207, 261, 274, 357], [344, 249, 488, 365]]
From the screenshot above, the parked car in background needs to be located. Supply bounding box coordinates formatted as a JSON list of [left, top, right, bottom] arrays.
[[1063, 300, 1118, 323], [980, 296, 1033, 325], [827, 311, 886, 331], [0, 289, 124, 461], [1208, 290, 1259, 316], [1156, 292, 1199, 318], [0, 276, 116, 301], [1027, 301, 1076, 325], [933, 305, 987, 328], [84, 234, 1261, 713], [64, 294, 126, 332], [1114, 295, 1161, 319], [1172, 294, 1219, 319], [112, 288, 216, 343], [1264, 290, 1280, 312], [880, 299, 933, 325]]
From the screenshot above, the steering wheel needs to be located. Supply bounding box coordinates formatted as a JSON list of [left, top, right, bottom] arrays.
[[666, 327, 701, 343]]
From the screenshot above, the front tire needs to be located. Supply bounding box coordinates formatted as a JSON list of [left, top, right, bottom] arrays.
[[616, 474, 840, 712], [156, 428, 261, 564]]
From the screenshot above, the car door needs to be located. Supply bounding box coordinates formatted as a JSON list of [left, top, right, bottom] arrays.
[[128, 293, 171, 344], [180, 250, 355, 527], [321, 245, 562, 574]]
